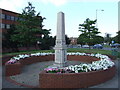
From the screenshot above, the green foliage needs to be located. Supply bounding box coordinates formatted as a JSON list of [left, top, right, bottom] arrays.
[[104, 33, 112, 44], [41, 35, 54, 50], [67, 48, 112, 55], [116, 31, 120, 43], [53, 35, 71, 45], [77, 34, 88, 45], [11, 2, 50, 48], [112, 31, 120, 44], [79, 18, 100, 35], [3, 48, 112, 57], [77, 35, 104, 45], [78, 18, 103, 46], [65, 35, 71, 45], [91, 36, 104, 45], [117, 31, 120, 43], [3, 24, 19, 52]]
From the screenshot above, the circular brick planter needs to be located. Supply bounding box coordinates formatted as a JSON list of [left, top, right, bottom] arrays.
[[5, 55, 54, 76], [5, 55, 99, 76], [5, 62, 22, 77], [4, 54, 116, 88], [39, 66, 116, 88]]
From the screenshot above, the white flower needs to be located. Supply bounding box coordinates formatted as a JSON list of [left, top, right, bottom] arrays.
[[90, 54, 95, 57], [24, 54, 30, 58], [7, 52, 115, 72], [31, 53, 37, 56], [18, 55, 24, 58], [71, 67, 75, 71], [75, 70, 78, 73], [35, 53, 41, 56], [13, 57, 20, 60]]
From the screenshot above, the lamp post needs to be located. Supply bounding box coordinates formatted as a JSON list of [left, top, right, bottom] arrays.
[[96, 9, 104, 28], [37, 41, 41, 49]]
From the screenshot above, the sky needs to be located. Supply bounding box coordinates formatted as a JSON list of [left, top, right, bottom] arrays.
[[0, 0, 119, 37]]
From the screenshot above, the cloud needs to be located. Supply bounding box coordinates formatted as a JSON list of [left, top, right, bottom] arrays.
[[0, 0, 68, 13], [0, 0, 119, 13], [40, 0, 68, 6], [39, 0, 119, 6], [69, 0, 119, 2], [0, 0, 25, 12]]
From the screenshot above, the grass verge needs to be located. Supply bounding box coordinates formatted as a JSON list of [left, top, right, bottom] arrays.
[[2, 48, 112, 56]]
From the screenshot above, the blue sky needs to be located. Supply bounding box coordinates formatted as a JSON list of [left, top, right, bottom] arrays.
[[0, 0, 119, 37]]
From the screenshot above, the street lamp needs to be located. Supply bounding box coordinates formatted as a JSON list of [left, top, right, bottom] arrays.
[[96, 9, 104, 28]]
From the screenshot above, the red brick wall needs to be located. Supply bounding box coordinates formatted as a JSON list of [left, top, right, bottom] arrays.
[[5, 55, 54, 76], [20, 55, 54, 65], [5, 62, 22, 76], [39, 66, 116, 88], [2, 55, 14, 65], [67, 55, 99, 63], [1, 9, 19, 33]]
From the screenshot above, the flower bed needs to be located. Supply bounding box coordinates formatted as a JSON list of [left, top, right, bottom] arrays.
[[2, 55, 15, 65], [4, 52, 116, 88], [6, 52, 112, 65], [38, 53, 116, 88], [40, 66, 116, 88], [44, 53, 114, 73], [5, 52, 115, 76], [5, 52, 54, 64], [5, 53, 54, 76], [44, 58, 114, 73]]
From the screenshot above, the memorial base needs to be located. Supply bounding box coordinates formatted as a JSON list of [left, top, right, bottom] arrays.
[[47, 62, 67, 68]]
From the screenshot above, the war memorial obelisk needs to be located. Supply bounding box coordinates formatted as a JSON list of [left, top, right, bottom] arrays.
[[54, 12, 67, 68]]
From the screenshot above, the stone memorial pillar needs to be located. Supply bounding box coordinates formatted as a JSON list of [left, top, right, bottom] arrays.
[[54, 12, 67, 68]]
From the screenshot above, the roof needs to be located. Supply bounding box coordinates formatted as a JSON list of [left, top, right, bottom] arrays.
[[0, 8, 20, 15]]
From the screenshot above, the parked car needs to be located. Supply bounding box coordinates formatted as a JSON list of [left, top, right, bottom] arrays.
[[82, 45, 89, 48], [111, 43, 120, 48], [93, 44, 103, 49]]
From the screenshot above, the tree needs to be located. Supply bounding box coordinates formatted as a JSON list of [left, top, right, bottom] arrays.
[[11, 2, 50, 49], [78, 18, 101, 47], [3, 24, 19, 52], [65, 35, 71, 45], [40, 35, 54, 50], [104, 33, 112, 44], [91, 36, 104, 45], [113, 31, 120, 44], [117, 31, 120, 43], [53, 35, 70, 46], [77, 34, 104, 46], [77, 34, 88, 45]]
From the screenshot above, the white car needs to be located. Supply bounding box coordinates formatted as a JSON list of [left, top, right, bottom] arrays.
[[82, 45, 89, 48]]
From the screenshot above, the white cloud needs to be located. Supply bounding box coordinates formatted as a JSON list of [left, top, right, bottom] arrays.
[[0, 0, 119, 13], [0, 0, 25, 12], [40, 0, 68, 6], [69, 0, 119, 2], [50, 0, 67, 6], [0, 0, 68, 13]]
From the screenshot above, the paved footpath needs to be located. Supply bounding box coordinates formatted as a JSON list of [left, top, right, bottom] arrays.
[[0, 66, 2, 90], [89, 59, 119, 88], [1, 59, 120, 89]]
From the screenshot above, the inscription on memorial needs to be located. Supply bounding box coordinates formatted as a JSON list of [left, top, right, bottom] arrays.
[[57, 41, 61, 44], [56, 41, 65, 45]]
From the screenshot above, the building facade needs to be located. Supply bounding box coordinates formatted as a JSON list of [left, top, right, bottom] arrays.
[[0, 8, 19, 33], [0, 9, 42, 52], [70, 37, 77, 45]]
